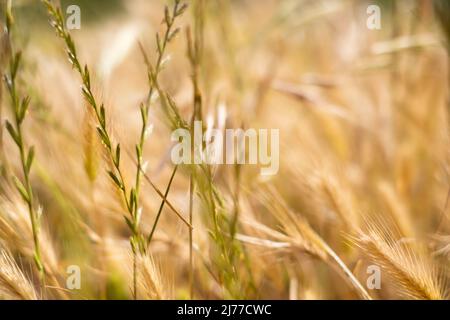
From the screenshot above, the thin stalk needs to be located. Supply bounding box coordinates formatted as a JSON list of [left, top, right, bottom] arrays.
[[133, 251, 137, 299], [147, 164, 178, 245], [137, 162, 190, 227], [3, 2, 45, 290], [323, 244, 372, 300], [45, 0, 189, 300], [186, 0, 205, 296], [0, 75, 4, 175], [230, 164, 241, 243], [188, 174, 194, 299], [138, 0, 187, 246]]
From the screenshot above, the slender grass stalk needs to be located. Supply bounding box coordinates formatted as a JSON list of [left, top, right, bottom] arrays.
[[137, 0, 187, 298], [0, 27, 6, 177], [0, 6, 10, 174], [82, 107, 106, 298], [43, 0, 145, 298], [433, 0, 450, 129], [188, 174, 194, 299], [137, 158, 190, 227], [43, 0, 188, 299], [138, 0, 187, 249], [185, 0, 205, 298], [230, 164, 241, 240], [2, 0, 45, 290], [147, 165, 178, 245], [188, 1, 249, 297], [433, 0, 450, 47], [146, 11, 240, 296]]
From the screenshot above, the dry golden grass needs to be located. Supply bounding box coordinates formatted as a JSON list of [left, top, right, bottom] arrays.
[[354, 220, 445, 300], [0, 0, 449, 300], [0, 249, 37, 300]]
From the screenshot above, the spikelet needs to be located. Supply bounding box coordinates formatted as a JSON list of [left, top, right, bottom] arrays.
[[244, 187, 372, 300], [0, 250, 37, 300], [0, 194, 58, 273], [82, 106, 100, 183], [354, 220, 445, 300], [0, 193, 68, 299]]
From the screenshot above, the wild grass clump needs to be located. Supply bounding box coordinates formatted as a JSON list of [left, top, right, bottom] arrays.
[[42, 0, 189, 299], [0, 0, 448, 300]]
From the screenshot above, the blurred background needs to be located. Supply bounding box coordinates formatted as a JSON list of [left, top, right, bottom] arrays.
[[0, 0, 449, 299]]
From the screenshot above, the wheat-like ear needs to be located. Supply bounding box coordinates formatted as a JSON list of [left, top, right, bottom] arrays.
[[3, 0, 46, 285], [0, 193, 70, 299], [137, 255, 171, 300], [0, 194, 58, 272], [0, 250, 37, 300], [353, 221, 446, 300], [243, 187, 372, 300]]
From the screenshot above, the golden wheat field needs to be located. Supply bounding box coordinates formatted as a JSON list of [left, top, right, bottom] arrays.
[[0, 0, 449, 301]]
